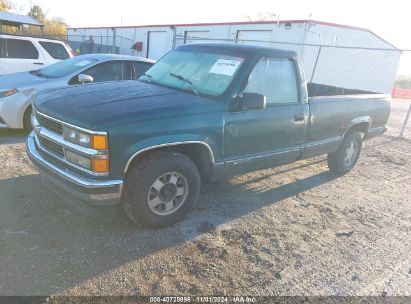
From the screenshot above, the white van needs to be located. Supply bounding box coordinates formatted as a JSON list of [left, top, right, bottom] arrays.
[[0, 34, 75, 75]]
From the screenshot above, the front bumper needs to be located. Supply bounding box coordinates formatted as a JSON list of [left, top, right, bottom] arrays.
[[26, 132, 123, 210]]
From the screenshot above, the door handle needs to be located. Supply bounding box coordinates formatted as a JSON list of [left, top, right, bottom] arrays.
[[294, 114, 305, 122], [33, 62, 44, 65]]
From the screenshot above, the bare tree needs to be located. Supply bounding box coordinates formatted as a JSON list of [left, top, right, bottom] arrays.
[[27, 4, 46, 23], [0, 0, 12, 12], [246, 12, 278, 21]]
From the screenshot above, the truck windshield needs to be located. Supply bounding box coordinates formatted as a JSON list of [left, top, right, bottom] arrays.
[[32, 57, 98, 79], [139, 49, 244, 97]]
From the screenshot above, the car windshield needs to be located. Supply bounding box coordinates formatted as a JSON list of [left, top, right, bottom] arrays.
[[33, 56, 98, 79], [139, 49, 244, 97]]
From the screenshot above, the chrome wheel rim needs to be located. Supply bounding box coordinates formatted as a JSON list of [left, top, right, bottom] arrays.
[[147, 172, 189, 216], [344, 141, 358, 167]]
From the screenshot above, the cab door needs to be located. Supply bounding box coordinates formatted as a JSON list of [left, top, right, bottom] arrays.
[[224, 57, 309, 171]]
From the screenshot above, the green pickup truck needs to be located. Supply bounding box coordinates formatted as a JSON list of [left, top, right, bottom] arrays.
[[27, 43, 391, 227]]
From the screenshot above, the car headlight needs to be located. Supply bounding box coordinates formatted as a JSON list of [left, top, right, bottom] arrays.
[[0, 89, 19, 98], [65, 150, 109, 173], [63, 127, 91, 147], [63, 126, 108, 150], [65, 150, 92, 170], [62, 126, 109, 174]]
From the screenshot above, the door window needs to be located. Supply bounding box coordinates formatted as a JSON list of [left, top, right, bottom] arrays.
[[1, 38, 39, 59], [83, 61, 129, 82], [244, 57, 299, 104], [39, 41, 70, 60]]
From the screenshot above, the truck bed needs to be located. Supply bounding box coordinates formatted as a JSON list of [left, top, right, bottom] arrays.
[[308, 82, 378, 97], [301, 88, 391, 159]]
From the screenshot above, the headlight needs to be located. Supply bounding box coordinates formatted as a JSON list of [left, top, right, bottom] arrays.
[[63, 127, 90, 147], [63, 126, 108, 150], [65, 150, 109, 173], [62, 126, 109, 174], [65, 150, 91, 170], [0, 89, 19, 98]]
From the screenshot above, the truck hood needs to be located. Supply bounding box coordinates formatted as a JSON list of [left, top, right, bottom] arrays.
[[0, 71, 50, 90], [34, 80, 221, 130]]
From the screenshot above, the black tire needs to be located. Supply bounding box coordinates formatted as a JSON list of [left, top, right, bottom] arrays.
[[327, 132, 363, 175], [23, 106, 32, 132], [124, 150, 201, 228]]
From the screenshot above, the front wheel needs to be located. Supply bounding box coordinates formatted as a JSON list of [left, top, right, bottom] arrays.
[[124, 151, 201, 228], [327, 132, 363, 175]]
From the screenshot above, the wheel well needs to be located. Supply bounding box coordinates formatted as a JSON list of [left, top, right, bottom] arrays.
[[344, 122, 369, 138], [126, 143, 214, 180], [23, 105, 32, 129]]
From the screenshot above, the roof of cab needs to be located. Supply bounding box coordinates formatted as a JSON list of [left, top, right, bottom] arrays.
[[177, 43, 298, 57]]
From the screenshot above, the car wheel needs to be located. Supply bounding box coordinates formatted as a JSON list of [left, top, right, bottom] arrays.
[[23, 106, 32, 132], [327, 132, 363, 175], [124, 150, 201, 228]]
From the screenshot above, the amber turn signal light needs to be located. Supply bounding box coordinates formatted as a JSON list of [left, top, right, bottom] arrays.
[[92, 159, 109, 173], [91, 135, 108, 150]]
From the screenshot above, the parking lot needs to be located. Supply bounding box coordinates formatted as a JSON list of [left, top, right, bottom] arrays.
[[0, 99, 410, 296]]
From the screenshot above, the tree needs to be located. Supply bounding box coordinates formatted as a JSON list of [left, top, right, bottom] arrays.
[[395, 76, 411, 89], [0, 0, 11, 12], [1, 3, 66, 38], [43, 17, 67, 37], [27, 5, 46, 23], [246, 12, 278, 22], [25, 5, 67, 38]]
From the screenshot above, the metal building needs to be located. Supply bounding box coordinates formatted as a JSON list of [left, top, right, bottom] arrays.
[[67, 20, 401, 94], [0, 12, 43, 32]]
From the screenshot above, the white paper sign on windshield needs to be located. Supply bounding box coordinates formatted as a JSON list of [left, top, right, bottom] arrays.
[[209, 58, 243, 76], [75, 60, 92, 67]]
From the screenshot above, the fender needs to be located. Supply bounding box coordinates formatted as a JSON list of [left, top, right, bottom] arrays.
[[343, 116, 372, 137], [0, 89, 35, 128], [122, 134, 217, 173]]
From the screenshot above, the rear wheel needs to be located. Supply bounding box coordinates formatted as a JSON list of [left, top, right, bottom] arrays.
[[327, 132, 363, 175], [124, 151, 201, 228]]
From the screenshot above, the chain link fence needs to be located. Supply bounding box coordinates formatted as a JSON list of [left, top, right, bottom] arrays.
[[387, 100, 411, 139], [2, 30, 411, 139], [176, 34, 402, 91], [175, 34, 411, 139], [65, 34, 133, 55], [67, 32, 411, 140]]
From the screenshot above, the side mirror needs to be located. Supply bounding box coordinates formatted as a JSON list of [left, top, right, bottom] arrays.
[[78, 74, 94, 84], [238, 93, 266, 110]]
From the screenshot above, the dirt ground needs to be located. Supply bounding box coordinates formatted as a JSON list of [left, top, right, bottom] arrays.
[[0, 99, 410, 297]]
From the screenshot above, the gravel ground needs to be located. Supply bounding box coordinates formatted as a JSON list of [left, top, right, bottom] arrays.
[[0, 99, 410, 297]]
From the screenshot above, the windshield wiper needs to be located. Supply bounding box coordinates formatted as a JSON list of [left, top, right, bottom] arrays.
[[169, 73, 199, 96]]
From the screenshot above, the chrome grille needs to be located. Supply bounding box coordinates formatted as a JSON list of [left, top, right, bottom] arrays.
[[36, 114, 63, 134], [38, 136, 64, 158], [32, 108, 109, 177]]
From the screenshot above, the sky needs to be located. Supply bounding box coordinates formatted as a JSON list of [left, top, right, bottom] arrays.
[[11, 0, 411, 75]]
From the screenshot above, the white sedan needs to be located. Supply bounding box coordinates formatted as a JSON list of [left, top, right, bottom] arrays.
[[0, 54, 155, 130]]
